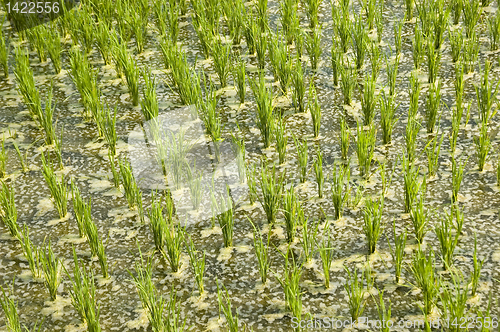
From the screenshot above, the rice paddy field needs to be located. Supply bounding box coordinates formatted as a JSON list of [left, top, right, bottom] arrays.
[[1, 0, 500, 331]]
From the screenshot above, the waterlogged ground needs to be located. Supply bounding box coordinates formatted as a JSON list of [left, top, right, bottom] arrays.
[[1, 0, 500, 331]]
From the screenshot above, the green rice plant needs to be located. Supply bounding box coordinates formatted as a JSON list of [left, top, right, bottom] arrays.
[[339, 117, 350, 159], [363, 196, 384, 254], [216, 188, 234, 247], [231, 132, 246, 183], [303, 0, 322, 29], [349, 180, 365, 208], [331, 46, 341, 86], [0, 282, 22, 332], [379, 91, 398, 145], [409, 247, 438, 315], [401, 154, 420, 213], [126, 9, 147, 53], [426, 39, 441, 84], [435, 210, 461, 270], [141, 68, 159, 122], [344, 265, 365, 322], [127, 247, 164, 332], [331, 163, 350, 220], [40, 239, 62, 300], [387, 220, 406, 283], [233, 59, 246, 104], [101, 106, 117, 157], [199, 78, 223, 161], [14, 47, 43, 125], [451, 0, 463, 24], [27, 26, 47, 63], [108, 152, 121, 189], [185, 234, 206, 294], [475, 60, 500, 124], [254, 25, 267, 70], [305, 27, 322, 71], [13, 142, 28, 173], [120, 53, 140, 107], [274, 250, 303, 325], [375, 3, 384, 44], [385, 55, 399, 97], [282, 186, 297, 243], [451, 156, 467, 204], [405, 117, 421, 163], [94, 20, 112, 66], [210, 38, 232, 87], [250, 74, 274, 148], [340, 62, 356, 105], [313, 148, 324, 198], [369, 42, 381, 80], [243, 9, 257, 54], [449, 28, 463, 63], [453, 63, 470, 130], [425, 133, 444, 177], [216, 280, 241, 332], [41, 153, 68, 219], [0, 137, 6, 178], [462, 30, 479, 73], [0, 27, 8, 78], [356, 122, 376, 179], [17, 224, 42, 280], [361, 75, 378, 126], [352, 14, 368, 70], [273, 36, 293, 93], [425, 81, 441, 133], [474, 120, 491, 172], [364, 261, 374, 290], [463, 0, 481, 38], [259, 162, 285, 224], [374, 291, 391, 332], [332, 0, 351, 53], [487, 11, 500, 50], [280, 0, 299, 45], [119, 158, 140, 209], [394, 19, 404, 55], [0, 181, 19, 237], [317, 222, 334, 288], [82, 204, 109, 278], [412, 25, 424, 70], [162, 222, 185, 273], [471, 233, 484, 296], [152, 1, 168, 36], [274, 117, 288, 165], [291, 57, 306, 113], [410, 179, 428, 244], [71, 180, 87, 238], [405, 0, 414, 20], [53, 126, 64, 171], [166, 1, 180, 44], [439, 270, 469, 332], [148, 193, 167, 253], [46, 28, 62, 74], [361, 0, 377, 30], [185, 162, 203, 210], [293, 135, 308, 183], [222, 0, 244, 45], [249, 220, 270, 284], [308, 82, 321, 138]]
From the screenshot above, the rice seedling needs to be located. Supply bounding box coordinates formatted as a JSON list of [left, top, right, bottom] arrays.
[[425, 133, 444, 178], [216, 187, 234, 247], [488, 11, 500, 50], [71, 181, 88, 238], [439, 270, 469, 332], [387, 220, 407, 283], [101, 106, 118, 158], [46, 28, 62, 74], [361, 75, 377, 126], [185, 234, 206, 294], [425, 81, 441, 134], [259, 162, 285, 224], [409, 247, 438, 315], [340, 62, 357, 106], [94, 20, 112, 66], [0, 282, 22, 332], [233, 59, 246, 104], [41, 153, 68, 219], [231, 132, 246, 183], [254, 25, 267, 70], [210, 37, 232, 87], [405, 116, 421, 163], [274, 117, 288, 165], [356, 122, 376, 179], [199, 78, 223, 161], [0, 181, 19, 237], [12, 142, 28, 173], [0, 27, 8, 78], [243, 10, 258, 54], [412, 25, 424, 70], [451, 0, 463, 24], [222, 0, 244, 45], [282, 186, 297, 243], [435, 209, 461, 270], [163, 221, 185, 273], [317, 222, 334, 288], [405, 0, 414, 20], [185, 162, 203, 210], [280, 0, 299, 45], [40, 239, 62, 300], [379, 91, 398, 145], [401, 154, 421, 213], [394, 19, 404, 55], [373, 290, 391, 332], [247, 164, 258, 205], [82, 204, 109, 278], [216, 280, 241, 332], [331, 163, 350, 220], [332, 0, 351, 53], [426, 40, 441, 85], [308, 82, 321, 138], [120, 53, 140, 107], [306, 27, 322, 71], [108, 152, 121, 189], [451, 156, 467, 204], [369, 42, 381, 80], [141, 68, 159, 122], [339, 116, 351, 160], [474, 120, 491, 172], [363, 196, 384, 254], [410, 180, 428, 244], [331, 46, 341, 86], [274, 249, 303, 326], [291, 57, 306, 113], [463, 0, 481, 38], [119, 158, 140, 209], [293, 135, 308, 183], [14, 47, 43, 125], [313, 148, 324, 198], [475, 60, 500, 124], [17, 224, 42, 280], [375, 4, 384, 44], [250, 74, 274, 148], [449, 28, 463, 63], [462, 30, 479, 73], [148, 193, 167, 253], [471, 233, 484, 297], [300, 205, 318, 263], [352, 14, 368, 70], [349, 180, 365, 208], [249, 220, 270, 284], [166, 1, 180, 44], [0, 137, 6, 178], [344, 265, 365, 322]]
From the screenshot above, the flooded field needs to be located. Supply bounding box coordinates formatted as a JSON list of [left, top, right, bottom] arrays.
[[0, 0, 500, 331]]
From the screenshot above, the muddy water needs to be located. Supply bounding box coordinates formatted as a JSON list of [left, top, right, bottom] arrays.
[[1, 0, 500, 331]]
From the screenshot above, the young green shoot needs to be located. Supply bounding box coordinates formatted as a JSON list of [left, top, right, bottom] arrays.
[[363, 196, 384, 254], [387, 220, 407, 284]]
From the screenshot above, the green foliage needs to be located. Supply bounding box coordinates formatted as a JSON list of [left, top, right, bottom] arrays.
[[41, 153, 68, 219], [387, 220, 406, 284], [292, 57, 306, 113], [258, 162, 285, 224], [216, 187, 234, 247], [317, 222, 334, 288], [356, 123, 376, 179], [40, 240, 62, 300], [216, 280, 241, 332], [141, 68, 159, 122], [250, 74, 274, 148], [249, 220, 270, 284], [409, 247, 438, 315], [0, 181, 19, 237], [425, 80, 441, 133], [331, 163, 350, 219], [306, 27, 322, 70], [363, 196, 384, 254], [17, 224, 42, 280], [186, 234, 206, 295], [344, 265, 365, 321]]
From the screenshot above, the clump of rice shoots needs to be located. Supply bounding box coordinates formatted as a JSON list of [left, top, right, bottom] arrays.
[[363, 196, 384, 254], [216, 187, 234, 248], [352, 14, 368, 70], [475, 60, 499, 124], [186, 234, 206, 295], [274, 250, 303, 327], [185, 162, 203, 210], [299, 203, 318, 263], [291, 57, 306, 113], [344, 265, 365, 322], [40, 240, 62, 300], [361, 74, 378, 126], [474, 120, 491, 172], [387, 220, 406, 284], [451, 156, 467, 203], [210, 37, 232, 87], [293, 135, 308, 183], [317, 222, 334, 288], [306, 26, 322, 71], [356, 122, 376, 179], [233, 59, 246, 104], [249, 220, 270, 284], [102, 105, 118, 157], [331, 163, 350, 219], [410, 179, 428, 244], [412, 25, 424, 70], [71, 180, 88, 238], [199, 77, 223, 161], [216, 280, 242, 332], [14, 47, 43, 125], [163, 221, 185, 273], [81, 200, 109, 278], [340, 62, 356, 106], [425, 80, 441, 134], [332, 0, 351, 53], [0, 181, 19, 237], [379, 91, 398, 145], [17, 224, 42, 280], [140, 67, 159, 122], [46, 28, 62, 74], [308, 81, 321, 138], [313, 148, 324, 198], [435, 209, 462, 270], [409, 247, 438, 315], [41, 153, 68, 219], [231, 132, 247, 183], [425, 133, 444, 178], [274, 117, 288, 164], [250, 74, 274, 148], [259, 162, 285, 224]]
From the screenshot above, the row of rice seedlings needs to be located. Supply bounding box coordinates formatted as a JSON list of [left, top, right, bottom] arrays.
[[300, 204, 318, 263], [471, 234, 484, 296], [40, 239, 62, 300], [249, 220, 270, 284], [344, 265, 365, 322], [65, 247, 101, 332], [250, 74, 274, 148], [259, 162, 285, 224], [185, 162, 203, 210], [14, 47, 43, 125], [356, 123, 376, 179], [451, 156, 467, 203], [185, 234, 206, 294], [13, 141, 29, 173], [216, 280, 241, 332], [0, 282, 44, 332], [17, 224, 42, 279], [332, 0, 351, 53], [210, 37, 232, 87], [274, 117, 288, 165], [0, 24, 8, 78], [222, 0, 244, 45], [282, 186, 297, 243], [317, 222, 334, 288], [216, 187, 234, 247], [306, 27, 322, 71], [363, 196, 384, 254], [313, 148, 324, 198], [387, 220, 407, 284], [340, 63, 356, 106], [331, 163, 350, 219], [233, 59, 246, 104], [409, 247, 438, 315], [41, 152, 68, 219], [425, 133, 444, 177], [140, 68, 159, 121], [275, 250, 303, 327], [291, 57, 306, 113], [435, 208, 462, 270], [352, 14, 368, 70], [410, 179, 428, 244], [0, 181, 19, 237], [308, 82, 321, 138]]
